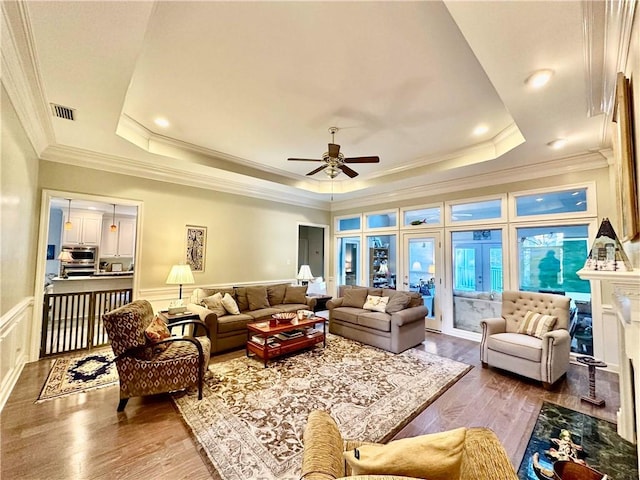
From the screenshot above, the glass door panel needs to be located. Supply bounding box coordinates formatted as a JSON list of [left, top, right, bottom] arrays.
[[516, 224, 592, 355], [451, 229, 503, 333], [402, 233, 440, 331], [366, 234, 396, 289], [337, 236, 361, 286]]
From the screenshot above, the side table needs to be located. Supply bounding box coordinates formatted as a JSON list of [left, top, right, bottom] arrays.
[[158, 310, 201, 335], [577, 356, 607, 407], [309, 295, 332, 313]]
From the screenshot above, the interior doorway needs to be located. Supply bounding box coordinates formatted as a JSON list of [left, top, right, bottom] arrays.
[[297, 224, 327, 281]]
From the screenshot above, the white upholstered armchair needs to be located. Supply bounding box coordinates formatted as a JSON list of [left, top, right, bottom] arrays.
[[480, 290, 571, 389]]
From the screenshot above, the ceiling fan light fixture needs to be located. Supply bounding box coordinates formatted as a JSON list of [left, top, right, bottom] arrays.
[[324, 165, 340, 178]]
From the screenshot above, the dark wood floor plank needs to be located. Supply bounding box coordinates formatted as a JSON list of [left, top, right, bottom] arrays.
[[1, 332, 620, 478]]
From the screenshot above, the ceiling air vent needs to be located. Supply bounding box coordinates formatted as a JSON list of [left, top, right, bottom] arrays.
[[50, 103, 75, 121]]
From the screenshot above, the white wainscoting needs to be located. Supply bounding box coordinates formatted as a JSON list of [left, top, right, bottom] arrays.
[[0, 297, 33, 411]]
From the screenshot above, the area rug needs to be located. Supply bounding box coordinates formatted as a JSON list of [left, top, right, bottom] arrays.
[[518, 401, 638, 480], [172, 334, 471, 480], [36, 348, 118, 403]]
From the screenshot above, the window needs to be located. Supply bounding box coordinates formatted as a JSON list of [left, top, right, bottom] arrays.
[[515, 188, 589, 217], [336, 215, 361, 232], [402, 206, 442, 227], [451, 229, 503, 333], [365, 210, 397, 229], [516, 224, 592, 355], [337, 236, 361, 286], [448, 197, 504, 224], [366, 235, 396, 288]]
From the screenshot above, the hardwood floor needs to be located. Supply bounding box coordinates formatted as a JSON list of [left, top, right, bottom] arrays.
[[1, 331, 620, 479]]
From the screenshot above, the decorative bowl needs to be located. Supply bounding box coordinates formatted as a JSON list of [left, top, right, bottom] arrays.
[[272, 312, 296, 323]]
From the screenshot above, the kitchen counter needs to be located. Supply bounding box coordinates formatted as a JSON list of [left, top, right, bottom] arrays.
[[50, 274, 133, 293]]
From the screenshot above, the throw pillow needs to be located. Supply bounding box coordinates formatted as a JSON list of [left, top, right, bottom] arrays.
[[201, 292, 226, 317], [234, 287, 249, 312], [221, 292, 241, 315], [342, 288, 369, 308], [343, 427, 466, 480], [267, 283, 288, 306], [362, 295, 390, 313], [518, 310, 557, 338], [144, 316, 171, 354], [283, 285, 308, 304], [385, 292, 411, 313], [247, 285, 270, 310]]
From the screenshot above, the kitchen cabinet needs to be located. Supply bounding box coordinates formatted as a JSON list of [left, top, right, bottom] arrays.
[[62, 210, 103, 245], [101, 216, 136, 257]]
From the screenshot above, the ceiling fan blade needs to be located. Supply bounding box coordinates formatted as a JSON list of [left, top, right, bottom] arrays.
[[339, 164, 359, 178], [328, 143, 340, 158], [343, 156, 380, 164], [288, 158, 322, 162], [306, 165, 326, 176]]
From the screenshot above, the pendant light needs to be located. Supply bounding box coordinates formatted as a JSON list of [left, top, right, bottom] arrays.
[[64, 199, 73, 230], [110, 204, 117, 232]]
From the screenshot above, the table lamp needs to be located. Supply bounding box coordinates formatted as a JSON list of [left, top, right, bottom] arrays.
[[297, 265, 314, 286], [166, 264, 195, 300], [57, 250, 74, 278]]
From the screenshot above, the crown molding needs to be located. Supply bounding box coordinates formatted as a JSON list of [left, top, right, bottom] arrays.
[[40, 144, 331, 211], [585, 0, 637, 144], [329, 151, 609, 211], [0, 1, 55, 154]]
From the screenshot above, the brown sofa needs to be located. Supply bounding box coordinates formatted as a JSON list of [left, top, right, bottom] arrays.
[[327, 286, 428, 354], [187, 283, 317, 354], [300, 410, 518, 480]]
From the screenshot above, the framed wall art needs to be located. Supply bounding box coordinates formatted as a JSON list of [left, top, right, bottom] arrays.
[[185, 225, 207, 272], [612, 72, 639, 241]]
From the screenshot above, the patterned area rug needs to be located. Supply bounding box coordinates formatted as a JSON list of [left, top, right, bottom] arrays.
[[172, 334, 472, 480], [518, 401, 639, 480], [36, 348, 118, 403]]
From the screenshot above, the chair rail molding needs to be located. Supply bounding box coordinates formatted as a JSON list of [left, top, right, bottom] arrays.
[[577, 267, 640, 472]]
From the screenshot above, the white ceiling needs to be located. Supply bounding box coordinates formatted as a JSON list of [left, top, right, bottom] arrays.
[[9, 1, 625, 209]]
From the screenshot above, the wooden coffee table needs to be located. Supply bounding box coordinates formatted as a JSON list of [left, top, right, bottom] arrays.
[[246, 315, 327, 367]]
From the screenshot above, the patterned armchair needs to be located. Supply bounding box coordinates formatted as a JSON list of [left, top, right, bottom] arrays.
[[103, 299, 211, 411]]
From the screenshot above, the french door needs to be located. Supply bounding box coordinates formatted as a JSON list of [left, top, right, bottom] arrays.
[[401, 232, 441, 331]]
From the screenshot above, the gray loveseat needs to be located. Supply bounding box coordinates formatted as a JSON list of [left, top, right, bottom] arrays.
[[187, 283, 317, 354], [327, 285, 428, 353]]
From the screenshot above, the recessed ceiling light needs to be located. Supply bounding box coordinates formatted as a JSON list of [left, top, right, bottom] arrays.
[[154, 117, 170, 128], [536, 197, 544, 202], [576, 201, 585, 206], [547, 138, 567, 149], [571, 191, 580, 196], [473, 124, 489, 136], [525, 69, 554, 89]]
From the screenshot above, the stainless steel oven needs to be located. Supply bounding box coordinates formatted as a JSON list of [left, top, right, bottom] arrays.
[[60, 245, 98, 276]]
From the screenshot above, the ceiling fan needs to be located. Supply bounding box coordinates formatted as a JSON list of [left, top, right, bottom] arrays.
[[288, 127, 380, 178]]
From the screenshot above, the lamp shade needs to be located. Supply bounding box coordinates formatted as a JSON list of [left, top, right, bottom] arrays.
[[57, 251, 74, 262], [428, 264, 436, 275], [296, 265, 314, 281], [378, 262, 389, 275], [411, 261, 422, 271], [166, 264, 195, 285]]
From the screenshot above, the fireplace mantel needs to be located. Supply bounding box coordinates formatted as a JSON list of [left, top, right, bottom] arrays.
[[577, 268, 639, 470]]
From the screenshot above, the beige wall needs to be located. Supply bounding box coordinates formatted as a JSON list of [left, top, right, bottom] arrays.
[[38, 161, 330, 290], [1, 86, 40, 316]]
